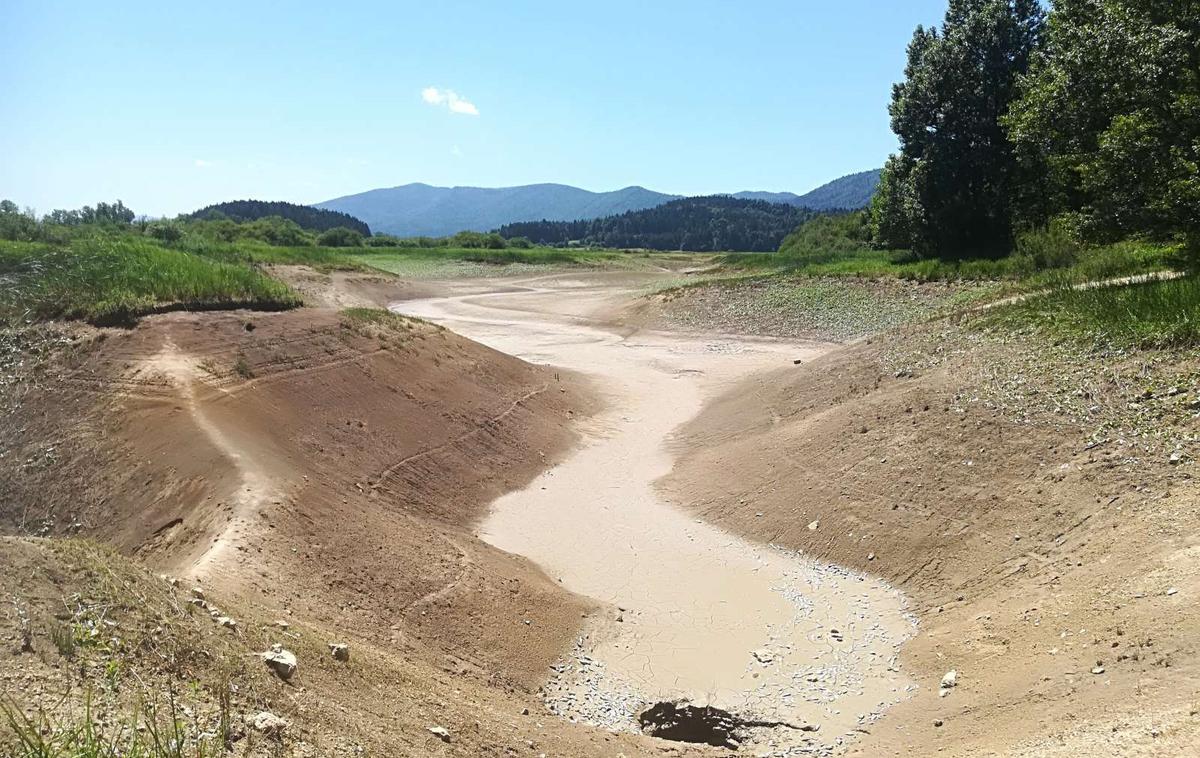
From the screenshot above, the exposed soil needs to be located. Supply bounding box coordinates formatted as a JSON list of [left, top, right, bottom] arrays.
[[6, 263, 1199, 757], [395, 274, 916, 754], [0, 281, 671, 755], [659, 321, 1200, 756]]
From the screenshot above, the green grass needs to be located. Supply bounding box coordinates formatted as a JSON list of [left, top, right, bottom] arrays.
[[982, 274, 1200, 349], [722, 240, 1178, 289], [350, 246, 624, 278], [158, 234, 618, 276], [2, 693, 226, 758], [0, 236, 300, 325], [174, 235, 366, 271]]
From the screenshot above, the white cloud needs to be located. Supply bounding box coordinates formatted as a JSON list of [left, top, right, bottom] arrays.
[[421, 86, 479, 116], [194, 159, 212, 168]]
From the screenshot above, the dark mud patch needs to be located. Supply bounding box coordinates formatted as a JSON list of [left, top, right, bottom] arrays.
[[638, 700, 817, 750]]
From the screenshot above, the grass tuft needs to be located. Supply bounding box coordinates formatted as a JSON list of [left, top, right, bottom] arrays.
[[1, 691, 224, 758]]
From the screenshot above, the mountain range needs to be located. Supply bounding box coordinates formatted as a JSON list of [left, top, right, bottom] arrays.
[[315, 169, 880, 238]]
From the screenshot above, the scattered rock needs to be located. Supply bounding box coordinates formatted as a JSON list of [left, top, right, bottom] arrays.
[[933, 719, 944, 728], [427, 726, 451, 743], [1091, 664, 1106, 675], [807, 520, 819, 531], [263, 645, 297, 680], [216, 616, 237, 630], [752, 649, 775, 664], [1167, 587, 1179, 596], [250, 711, 289, 737], [939, 669, 957, 697], [190, 587, 205, 601], [328, 642, 350, 661]]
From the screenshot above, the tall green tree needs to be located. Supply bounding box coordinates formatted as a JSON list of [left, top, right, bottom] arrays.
[[1006, 0, 1200, 263], [871, 0, 1045, 258]]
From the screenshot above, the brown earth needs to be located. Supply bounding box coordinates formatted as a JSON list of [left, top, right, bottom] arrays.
[[0, 273, 703, 756], [5, 264, 1199, 757], [660, 327, 1200, 756]]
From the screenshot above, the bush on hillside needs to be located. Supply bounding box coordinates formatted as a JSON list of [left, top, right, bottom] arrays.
[[316, 227, 364, 247]]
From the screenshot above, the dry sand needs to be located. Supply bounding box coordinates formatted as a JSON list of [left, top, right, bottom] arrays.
[[394, 272, 917, 752]]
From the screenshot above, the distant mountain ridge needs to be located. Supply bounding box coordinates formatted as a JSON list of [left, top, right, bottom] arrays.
[[315, 183, 677, 237], [731, 169, 882, 210], [314, 170, 881, 237]]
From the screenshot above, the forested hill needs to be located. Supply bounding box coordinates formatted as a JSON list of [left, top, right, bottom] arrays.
[[190, 200, 370, 236], [732, 169, 882, 210], [498, 196, 818, 251]]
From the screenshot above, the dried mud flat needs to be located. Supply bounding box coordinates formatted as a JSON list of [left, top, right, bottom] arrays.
[[394, 272, 918, 754]]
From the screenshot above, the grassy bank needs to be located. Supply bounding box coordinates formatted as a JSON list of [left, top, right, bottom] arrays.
[[647, 273, 996, 341], [723, 240, 1177, 288], [352, 246, 634, 278], [0, 237, 300, 325], [183, 241, 627, 278], [979, 274, 1200, 349]]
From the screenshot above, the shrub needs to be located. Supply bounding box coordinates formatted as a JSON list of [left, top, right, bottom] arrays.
[[241, 216, 312, 247], [1013, 218, 1083, 271], [0, 201, 39, 242], [364, 235, 402, 247], [146, 222, 184, 243], [316, 226, 364, 247]]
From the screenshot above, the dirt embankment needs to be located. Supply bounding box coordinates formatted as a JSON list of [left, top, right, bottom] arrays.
[[661, 329, 1200, 756], [0, 284, 697, 755], [3, 307, 596, 682]]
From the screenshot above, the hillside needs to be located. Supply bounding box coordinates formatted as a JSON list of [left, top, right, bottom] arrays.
[[191, 199, 370, 235], [0, 295, 670, 756], [315, 182, 677, 237], [733, 169, 882, 210], [497, 195, 818, 251]]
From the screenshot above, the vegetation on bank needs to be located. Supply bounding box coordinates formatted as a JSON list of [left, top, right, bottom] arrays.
[[0, 237, 299, 326], [979, 275, 1200, 349], [0, 200, 649, 324]]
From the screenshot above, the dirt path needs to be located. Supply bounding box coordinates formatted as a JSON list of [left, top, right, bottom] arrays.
[[393, 272, 917, 752], [138, 342, 287, 581]]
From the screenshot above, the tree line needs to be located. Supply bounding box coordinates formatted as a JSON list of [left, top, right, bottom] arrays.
[[870, 0, 1198, 264], [499, 196, 820, 252], [190, 200, 371, 236]]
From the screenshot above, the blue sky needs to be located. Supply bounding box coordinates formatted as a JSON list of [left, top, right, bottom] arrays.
[[1, 0, 948, 217]]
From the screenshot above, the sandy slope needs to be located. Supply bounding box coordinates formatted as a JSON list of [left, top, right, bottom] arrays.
[[0, 298, 669, 755], [660, 335, 1200, 756]]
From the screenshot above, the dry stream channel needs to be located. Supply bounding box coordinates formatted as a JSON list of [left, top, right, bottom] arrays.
[[394, 272, 916, 754]]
